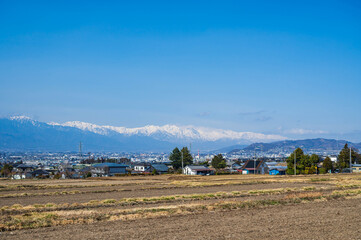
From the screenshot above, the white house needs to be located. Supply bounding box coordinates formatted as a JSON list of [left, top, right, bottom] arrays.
[[183, 165, 214, 175]]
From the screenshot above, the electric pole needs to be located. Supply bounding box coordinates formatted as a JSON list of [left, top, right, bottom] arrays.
[[181, 151, 184, 174], [350, 147, 352, 173], [294, 150, 296, 176], [254, 149, 256, 174]]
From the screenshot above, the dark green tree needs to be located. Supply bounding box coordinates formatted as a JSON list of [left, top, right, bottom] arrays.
[[286, 148, 304, 175], [199, 160, 209, 167], [211, 154, 226, 170], [181, 147, 193, 167], [310, 154, 320, 165], [0, 164, 13, 177], [169, 147, 182, 169], [169, 147, 193, 170], [337, 144, 360, 170], [323, 156, 333, 173]]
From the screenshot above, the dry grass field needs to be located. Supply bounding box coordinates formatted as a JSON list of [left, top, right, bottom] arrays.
[[1, 173, 361, 239]]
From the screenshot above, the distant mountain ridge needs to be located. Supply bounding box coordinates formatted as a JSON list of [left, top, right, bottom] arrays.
[[230, 138, 361, 154], [0, 116, 286, 152]]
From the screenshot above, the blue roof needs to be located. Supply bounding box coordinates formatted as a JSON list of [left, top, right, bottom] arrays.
[[93, 163, 128, 168], [269, 166, 287, 170], [151, 164, 169, 172]]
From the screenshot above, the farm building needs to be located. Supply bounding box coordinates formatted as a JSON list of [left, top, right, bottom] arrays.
[[269, 167, 287, 175], [183, 165, 214, 175], [133, 163, 169, 174], [240, 160, 269, 174], [91, 163, 128, 177], [352, 164, 361, 173], [133, 163, 152, 173], [151, 164, 169, 174]]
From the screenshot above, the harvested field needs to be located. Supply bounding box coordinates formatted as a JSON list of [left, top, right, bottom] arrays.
[[0, 173, 360, 239]]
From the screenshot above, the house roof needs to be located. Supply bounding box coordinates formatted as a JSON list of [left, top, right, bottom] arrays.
[[16, 164, 35, 169], [93, 163, 128, 168], [186, 165, 212, 171], [241, 160, 265, 170], [151, 164, 169, 172], [31, 169, 50, 175]]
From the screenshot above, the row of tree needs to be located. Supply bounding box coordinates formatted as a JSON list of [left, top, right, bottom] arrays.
[[169, 147, 193, 170], [169, 147, 227, 171], [286, 149, 320, 175], [287, 143, 361, 174]]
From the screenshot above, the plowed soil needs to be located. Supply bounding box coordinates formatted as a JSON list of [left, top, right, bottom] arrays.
[[2, 198, 360, 240]]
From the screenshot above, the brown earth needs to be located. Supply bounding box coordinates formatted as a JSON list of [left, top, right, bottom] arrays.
[[0, 182, 321, 207], [2, 197, 360, 240], [1, 174, 360, 239]]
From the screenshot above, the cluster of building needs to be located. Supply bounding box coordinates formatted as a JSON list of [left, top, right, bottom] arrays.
[[8, 162, 174, 179], [4, 159, 290, 179], [2, 150, 360, 180]]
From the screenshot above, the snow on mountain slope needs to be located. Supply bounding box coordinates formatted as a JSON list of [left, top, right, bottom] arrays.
[[49, 120, 286, 142]]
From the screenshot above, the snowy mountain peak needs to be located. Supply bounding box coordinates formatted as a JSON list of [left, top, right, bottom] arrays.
[[9, 115, 38, 125], [50, 120, 287, 143], [9, 115, 33, 121]]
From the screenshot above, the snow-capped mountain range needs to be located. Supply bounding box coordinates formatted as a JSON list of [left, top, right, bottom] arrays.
[[49, 121, 286, 142], [0, 116, 286, 152]]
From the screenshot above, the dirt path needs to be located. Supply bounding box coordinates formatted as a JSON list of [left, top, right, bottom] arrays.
[[3, 197, 360, 240]]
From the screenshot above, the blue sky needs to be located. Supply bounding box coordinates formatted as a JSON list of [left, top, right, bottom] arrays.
[[1, 1, 361, 141]]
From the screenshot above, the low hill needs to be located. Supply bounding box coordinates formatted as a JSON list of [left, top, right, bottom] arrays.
[[229, 138, 360, 154]]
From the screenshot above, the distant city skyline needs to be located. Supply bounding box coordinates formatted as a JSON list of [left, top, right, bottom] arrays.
[[1, 1, 361, 141]]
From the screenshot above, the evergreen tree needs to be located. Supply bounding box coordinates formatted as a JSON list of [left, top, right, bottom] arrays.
[[337, 144, 360, 170], [169, 147, 193, 170], [169, 147, 182, 169], [323, 157, 333, 173], [286, 148, 304, 175], [211, 154, 226, 170], [0, 164, 13, 177], [287, 149, 320, 174], [181, 147, 193, 167]]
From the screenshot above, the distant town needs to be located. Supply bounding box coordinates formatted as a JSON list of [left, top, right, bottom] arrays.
[[1, 141, 360, 179]]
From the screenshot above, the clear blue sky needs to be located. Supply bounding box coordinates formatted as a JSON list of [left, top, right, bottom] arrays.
[[1, 1, 361, 141]]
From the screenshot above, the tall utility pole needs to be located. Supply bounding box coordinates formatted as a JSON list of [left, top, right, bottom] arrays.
[[189, 143, 192, 161], [79, 141, 82, 157], [350, 147, 352, 173], [254, 149, 256, 174], [294, 150, 296, 175], [181, 151, 184, 173]]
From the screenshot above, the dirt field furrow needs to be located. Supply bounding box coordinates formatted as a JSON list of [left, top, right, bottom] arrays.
[[2, 197, 360, 240]]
